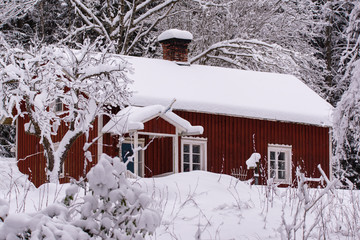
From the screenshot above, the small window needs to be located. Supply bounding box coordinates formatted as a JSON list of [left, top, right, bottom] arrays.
[[55, 98, 63, 112], [268, 145, 292, 184], [181, 138, 207, 172]]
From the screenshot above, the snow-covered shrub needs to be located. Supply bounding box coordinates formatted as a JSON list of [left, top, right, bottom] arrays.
[[0, 202, 89, 240], [0, 154, 160, 239], [74, 153, 160, 239]]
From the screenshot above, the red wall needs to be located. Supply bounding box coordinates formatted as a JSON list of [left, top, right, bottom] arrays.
[[17, 110, 331, 187], [175, 111, 330, 185], [17, 116, 98, 187]]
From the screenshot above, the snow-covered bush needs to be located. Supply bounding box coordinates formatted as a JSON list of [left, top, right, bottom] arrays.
[[0, 154, 160, 239], [74, 154, 161, 239], [0, 202, 88, 239]]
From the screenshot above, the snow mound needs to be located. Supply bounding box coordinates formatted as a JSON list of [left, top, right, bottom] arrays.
[[0, 158, 34, 196], [136, 171, 357, 239]]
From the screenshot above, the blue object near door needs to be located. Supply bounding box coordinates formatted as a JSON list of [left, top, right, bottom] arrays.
[[121, 143, 134, 173]]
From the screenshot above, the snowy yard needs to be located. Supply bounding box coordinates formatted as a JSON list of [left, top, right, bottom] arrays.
[[0, 157, 359, 239]]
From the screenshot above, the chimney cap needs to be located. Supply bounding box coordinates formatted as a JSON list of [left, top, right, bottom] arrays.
[[158, 29, 193, 42]]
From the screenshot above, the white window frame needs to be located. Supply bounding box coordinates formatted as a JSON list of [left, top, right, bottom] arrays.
[[268, 144, 292, 184], [181, 137, 207, 172], [53, 142, 65, 178], [121, 138, 145, 177]]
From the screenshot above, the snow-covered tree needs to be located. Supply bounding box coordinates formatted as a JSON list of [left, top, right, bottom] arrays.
[[333, 2, 360, 188], [0, 0, 74, 46], [64, 0, 225, 55], [0, 0, 38, 27], [311, 0, 356, 105], [0, 125, 15, 157], [338, 1, 360, 92], [1, 0, 329, 98], [0, 37, 132, 182]]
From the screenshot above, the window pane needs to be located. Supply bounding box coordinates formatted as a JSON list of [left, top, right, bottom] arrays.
[[278, 171, 285, 179], [193, 154, 200, 163], [193, 145, 200, 154], [193, 164, 200, 170], [278, 160, 285, 170], [270, 169, 276, 178], [184, 144, 190, 153], [184, 154, 190, 163], [278, 152, 285, 160], [270, 160, 276, 169], [55, 98, 62, 112], [184, 163, 190, 172], [270, 151, 275, 160]]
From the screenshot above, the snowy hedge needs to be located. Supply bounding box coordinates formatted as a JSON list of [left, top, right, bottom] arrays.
[[0, 154, 160, 239]]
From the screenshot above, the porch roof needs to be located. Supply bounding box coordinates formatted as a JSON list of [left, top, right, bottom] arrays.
[[102, 104, 203, 136]]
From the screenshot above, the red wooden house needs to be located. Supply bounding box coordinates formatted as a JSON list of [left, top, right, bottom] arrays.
[[16, 30, 333, 187]]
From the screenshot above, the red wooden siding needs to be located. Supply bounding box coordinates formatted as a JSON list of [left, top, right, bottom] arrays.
[[18, 109, 330, 187], [175, 111, 330, 185], [142, 118, 175, 177], [17, 116, 98, 187]]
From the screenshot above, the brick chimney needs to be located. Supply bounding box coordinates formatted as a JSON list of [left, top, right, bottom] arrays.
[[158, 29, 193, 63]]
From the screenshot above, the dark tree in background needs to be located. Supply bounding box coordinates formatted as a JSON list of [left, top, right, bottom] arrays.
[[0, 125, 15, 158]]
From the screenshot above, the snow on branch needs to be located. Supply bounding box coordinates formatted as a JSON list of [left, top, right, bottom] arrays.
[[67, 0, 225, 54], [0, 37, 133, 182], [0, 0, 38, 26], [190, 38, 290, 64]]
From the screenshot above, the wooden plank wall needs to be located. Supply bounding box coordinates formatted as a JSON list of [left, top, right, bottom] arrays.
[[175, 111, 330, 185], [17, 110, 330, 187], [17, 117, 98, 187]]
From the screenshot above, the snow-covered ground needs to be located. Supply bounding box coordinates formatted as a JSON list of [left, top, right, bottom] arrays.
[[0, 157, 359, 239]]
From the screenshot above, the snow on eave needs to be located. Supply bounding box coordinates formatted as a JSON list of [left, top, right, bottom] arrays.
[[171, 108, 333, 128], [162, 111, 203, 135], [102, 105, 203, 135]]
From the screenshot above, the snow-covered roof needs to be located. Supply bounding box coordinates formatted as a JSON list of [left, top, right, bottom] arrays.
[[102, 105, 204, 135], [124, 56, 333, 127], [158, 29, 193, 42]]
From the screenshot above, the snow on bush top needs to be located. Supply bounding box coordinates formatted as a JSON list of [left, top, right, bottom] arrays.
[[246, 153, 261, 169], [158, 29, 193, 42], [125, 56, 333, 126]]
